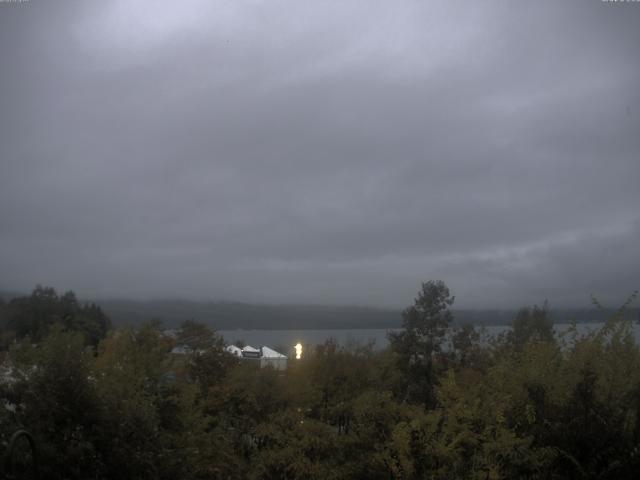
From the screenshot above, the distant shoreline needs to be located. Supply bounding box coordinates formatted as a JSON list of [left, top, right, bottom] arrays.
[[2, 290, 636, 330]]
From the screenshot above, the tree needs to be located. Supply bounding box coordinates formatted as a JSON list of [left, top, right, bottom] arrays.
[[5, 326, 102, 479], [72, 302, 111, 346], [177, 319, 219, 351], [510, 301, 554, 350], [174, 320, 238, 398], [3, 285, 111, 346], [451, 323, 484, 368], [388, 280, 455, 407]]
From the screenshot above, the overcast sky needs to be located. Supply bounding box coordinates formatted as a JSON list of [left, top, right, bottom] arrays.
[[1, 0, 639, 309]]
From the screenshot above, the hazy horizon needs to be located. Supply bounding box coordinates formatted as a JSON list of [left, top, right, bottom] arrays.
[[1, 284, 636, 313], [2, 1, 639, 309]]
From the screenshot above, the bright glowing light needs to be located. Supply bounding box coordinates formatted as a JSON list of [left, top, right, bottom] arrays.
[[295, 343, 302, 360]]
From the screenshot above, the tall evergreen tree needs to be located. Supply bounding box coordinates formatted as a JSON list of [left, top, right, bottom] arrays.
[[388, 280, 454, 407]]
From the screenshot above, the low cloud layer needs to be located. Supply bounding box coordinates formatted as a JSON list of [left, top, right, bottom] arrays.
[[1, 0, 639, 308]]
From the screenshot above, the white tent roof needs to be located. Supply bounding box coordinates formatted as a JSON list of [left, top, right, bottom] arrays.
[[261, 346, 287, 358], [242, 345, 260, 353]]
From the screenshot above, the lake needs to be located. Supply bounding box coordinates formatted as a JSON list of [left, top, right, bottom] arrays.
[[219, 322, 640, 355]]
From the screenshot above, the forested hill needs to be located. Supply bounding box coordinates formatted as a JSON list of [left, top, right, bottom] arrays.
[[98, 300, 401, 329], [2, 290, 633, 330], [89, 299, 636, 330]]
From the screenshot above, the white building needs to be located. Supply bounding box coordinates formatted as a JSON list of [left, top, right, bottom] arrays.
[[224, 344, 288, 370], [260, 346, 288, 371], [225, 345, 243, 358], [241, 345, 261, 358]]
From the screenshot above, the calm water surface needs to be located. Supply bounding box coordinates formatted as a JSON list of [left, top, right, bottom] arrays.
[[219, 322, 640, 353]]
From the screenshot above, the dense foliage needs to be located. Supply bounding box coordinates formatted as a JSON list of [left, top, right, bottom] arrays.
[[0, 283, 639, 479], [0, 286, 111, 347]]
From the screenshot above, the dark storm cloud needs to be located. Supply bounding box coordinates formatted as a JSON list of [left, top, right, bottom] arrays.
[[1, 0, 639, 308]]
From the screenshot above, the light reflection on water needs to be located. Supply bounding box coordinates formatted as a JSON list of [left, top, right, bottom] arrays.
[[219, 322, 640, 352]]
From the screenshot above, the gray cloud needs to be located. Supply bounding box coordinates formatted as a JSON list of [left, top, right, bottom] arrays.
[[1, 0, 639, 308]]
